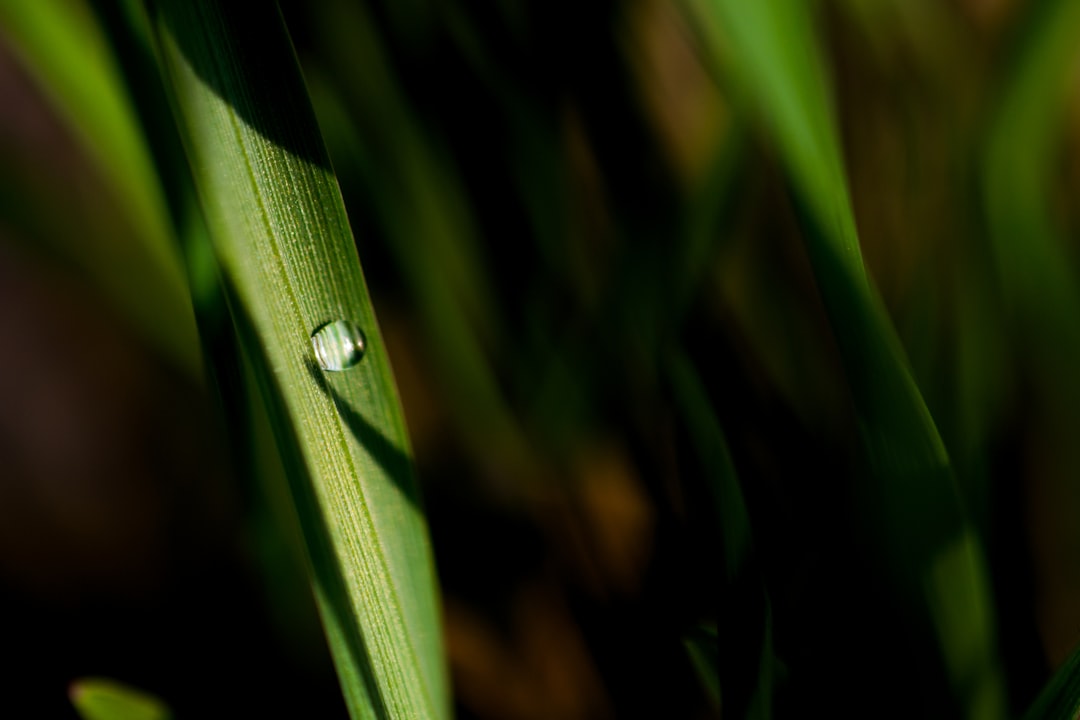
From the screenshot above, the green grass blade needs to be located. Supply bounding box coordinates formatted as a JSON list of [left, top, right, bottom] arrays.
[[982, 0, 1080, 394], [667, 350, 772, 717], [980, 0, 1080, 698], [706, 1, 1003, 716], [69, 679, 171, 720], [0, 0, 200, 376], [710, 0, 930, 452], [86, 0, 221, 312], [983, 0, 1080, 316], [147, 2, 448, 718], [667, 350, 747, 578], [683, 623, 721, 711], [1023, 642, 1080, 720]]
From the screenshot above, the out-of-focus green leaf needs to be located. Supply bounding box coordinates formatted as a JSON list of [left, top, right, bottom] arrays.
[[684, 623, 721, 711], [305, 0, 531, 469], [668, 350, 772, 718], [983, 0, 1080, 388], [0, 0, 200, 376], [667, 350, 746, 576], [69, 678, 170, 720], [1022, 642, 1080, 720], [979, 1, 1080, 702], [702, 0, 1004, 716]]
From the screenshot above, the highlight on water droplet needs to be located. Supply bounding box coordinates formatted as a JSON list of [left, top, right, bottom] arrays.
[[311, 319, 366, 371]]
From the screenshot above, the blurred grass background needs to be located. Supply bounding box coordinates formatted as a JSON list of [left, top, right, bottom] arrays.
[[3, 0, 1080, 717]]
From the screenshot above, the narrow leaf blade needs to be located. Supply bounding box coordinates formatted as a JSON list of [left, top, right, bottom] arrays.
[[148, 2, 449, 717]]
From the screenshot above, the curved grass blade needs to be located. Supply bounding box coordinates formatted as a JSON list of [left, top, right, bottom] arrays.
[[1023, 642, 1080, 720], [0, 0, 200, 376], [980, 0, 1080, 700], [683, 623, 721, 711], [704, 0, 1004, 716], [668, 350, 772, 718], [981, 0, 1080, 408], [667, 350, 748, 578], [146, 2, 449, 718], [982, 0, 1080, 344]]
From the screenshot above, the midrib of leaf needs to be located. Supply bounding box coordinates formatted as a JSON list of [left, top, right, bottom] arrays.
[[148, 2, 447, 718]]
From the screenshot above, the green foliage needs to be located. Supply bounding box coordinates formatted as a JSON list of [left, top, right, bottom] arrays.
[[148, 2, 447, 717], [1023, 641, 1080, 720], [70, 679, 170, 720], [0, 0, 199, 376], [6, 0, 1080, 717], [699, 4, 1004, 717]]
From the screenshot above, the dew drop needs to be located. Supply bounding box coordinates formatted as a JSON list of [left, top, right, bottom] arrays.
[[311, 320, 366, 371]]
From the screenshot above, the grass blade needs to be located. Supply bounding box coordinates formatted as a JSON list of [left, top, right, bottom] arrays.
[[1023, 642, 1080, 720], [683, 623, 721, 711], [983, 0, 1080, 345], [147, 2, 448, 717], [668, 350, 773, 718], [0, 0, 200, 376], [980, 0, 1080, 697], [667, 350, 747, 578], [705, 0, 1004, 715]]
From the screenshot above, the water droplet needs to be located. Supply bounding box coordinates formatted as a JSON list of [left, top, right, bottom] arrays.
[[311, 320, 366, 371]]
